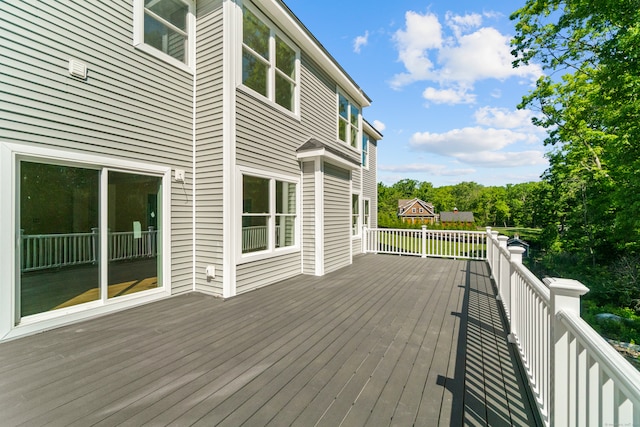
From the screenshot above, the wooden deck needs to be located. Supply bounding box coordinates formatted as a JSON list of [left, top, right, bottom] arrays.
[[0, 255, 541, 426]]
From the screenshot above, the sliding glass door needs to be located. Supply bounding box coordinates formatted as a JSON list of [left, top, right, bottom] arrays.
[[18, 160, 163, 319]]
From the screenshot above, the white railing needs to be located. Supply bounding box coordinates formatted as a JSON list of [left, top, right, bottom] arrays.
[[362, 226, 486, 260], [21, 228, 157, 272], [241, 225, 283, 253], [486, 227, 640, 427]]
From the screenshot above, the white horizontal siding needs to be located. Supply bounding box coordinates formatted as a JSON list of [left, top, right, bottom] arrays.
[[323, 163, 351, 273], [195, 0, 224, 296], [1, 0, 194, 294]]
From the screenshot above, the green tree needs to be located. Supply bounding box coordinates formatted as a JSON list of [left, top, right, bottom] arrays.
[[511, 0, 640, 261]]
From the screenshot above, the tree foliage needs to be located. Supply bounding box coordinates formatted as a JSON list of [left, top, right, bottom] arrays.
[[511, 1, 640, 321], [377, 180, 546, 229], [511, 0, 640, 263]]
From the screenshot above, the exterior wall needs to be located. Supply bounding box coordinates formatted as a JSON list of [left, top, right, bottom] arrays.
[[363, 138, 378, 228], [323, 163, 351, 273], [195, 0, 225, 295], [302, 161, 316, 275], [0, 0, 194, 294]]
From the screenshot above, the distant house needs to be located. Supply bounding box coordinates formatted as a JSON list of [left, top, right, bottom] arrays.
[[398, 198, 437, 224], [439, 208, 475, 226]]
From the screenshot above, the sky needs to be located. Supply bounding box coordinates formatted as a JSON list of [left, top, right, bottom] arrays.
[[283, 0, 548, 188]]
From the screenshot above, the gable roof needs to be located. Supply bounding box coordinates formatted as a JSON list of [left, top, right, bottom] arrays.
[[398, 198, 436, 215], [440, 211, 475, 222]]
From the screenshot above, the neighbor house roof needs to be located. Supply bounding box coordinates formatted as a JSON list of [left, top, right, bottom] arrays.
[[440, 211, 475, 222], [398, 198, 436, 216]]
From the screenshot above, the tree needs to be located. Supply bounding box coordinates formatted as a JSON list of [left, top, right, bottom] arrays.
[[511, 0, 640, 261]]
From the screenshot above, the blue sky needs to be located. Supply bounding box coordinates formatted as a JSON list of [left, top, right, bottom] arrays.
[[283, 0, 548, 187]]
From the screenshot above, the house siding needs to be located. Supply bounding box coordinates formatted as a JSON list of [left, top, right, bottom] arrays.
[[364, 139, 378, 228], [302, 161, 316, 275], [195, 0, 225, 295], [324, 163, 351, 273], [236, 252, 301, 294], [0, 0, 194, 294]]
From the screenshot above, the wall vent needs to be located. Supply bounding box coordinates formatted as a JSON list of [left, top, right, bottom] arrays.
[[68, 59, 87, 79]]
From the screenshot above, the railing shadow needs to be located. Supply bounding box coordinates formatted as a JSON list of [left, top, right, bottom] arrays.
[[439, 261, 543, 426]]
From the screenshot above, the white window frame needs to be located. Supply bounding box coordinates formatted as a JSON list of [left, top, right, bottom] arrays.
[[337, 91, 361, 151], [0, 142, 172, 341], [237, 166, 300, 264], [239, 2, 301, 117], [352, 193, 360, 237], [133, 0, 196, 73], [363, 198, 370, 230], [362, 134, 369, 169]]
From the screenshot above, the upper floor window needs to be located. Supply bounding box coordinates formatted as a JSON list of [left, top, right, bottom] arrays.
[[134, 0, 194, 71], [338, 93, 360, 148], [242, 5, 299, 114], [362, 134, 369, 168]]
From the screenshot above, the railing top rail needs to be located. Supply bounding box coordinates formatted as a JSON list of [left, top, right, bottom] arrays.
[[513, 261, 550, 303], [558, 309, 640, 402], [368, 228, 486, 235]]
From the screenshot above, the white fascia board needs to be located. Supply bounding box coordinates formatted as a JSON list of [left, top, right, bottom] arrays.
[[296, 149, 358, 171], [251, 0, 370, 108], [363, 119, 383, 140]]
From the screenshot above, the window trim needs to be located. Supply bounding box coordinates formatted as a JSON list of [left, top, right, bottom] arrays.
[[237, 166, 300, 264], [363, 198, 371, 230], [133, 0, 196, 73], [0, 142, 172, 340], [362, 134, 369, 169], [352, 193, 361, 238], [239, 2, 301, 117], [337, 90, 361, 151]]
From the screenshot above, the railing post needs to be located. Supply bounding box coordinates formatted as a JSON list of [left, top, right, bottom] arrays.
[[485, 227, 492, 265], [421, 225, 427, 258], [362, 226, 368, 254], [490, 231, 499, 278], [506, 246, 526, 340], [497, 235, 509, 300], [547, 277, 589, 427]]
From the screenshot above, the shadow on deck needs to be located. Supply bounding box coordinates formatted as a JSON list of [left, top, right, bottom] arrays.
[[0, 255, 542, 426]]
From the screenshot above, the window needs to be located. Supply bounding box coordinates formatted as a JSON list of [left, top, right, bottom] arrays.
[[242, 5, 299, 113], [362, 134, 369, 168], [134, 0, 194, 70], [412, 208, 416, 213], [363, 199, 370, 229], [352, 194, 360, 236], [242, 174, 297, 254], [338, 93, 360, 148], [419, 208, 424, 213], [18, 159, 165, 319]]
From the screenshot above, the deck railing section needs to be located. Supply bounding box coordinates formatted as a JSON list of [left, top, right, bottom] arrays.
[[21, 227, 157, 272], [486, 227, 640, 427], [363, 226, 486, 260]]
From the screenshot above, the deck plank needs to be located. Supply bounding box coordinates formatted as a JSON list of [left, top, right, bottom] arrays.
[[0, 255, 542, 427]]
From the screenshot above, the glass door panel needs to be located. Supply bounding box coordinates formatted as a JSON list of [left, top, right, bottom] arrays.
[[19, 162, 100, 316], [107, 171, 162, 299]]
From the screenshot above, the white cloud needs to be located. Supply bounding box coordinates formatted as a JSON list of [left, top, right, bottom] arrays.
[[445, 12, 482, 38], [455, 150, 547, 168], [473, 106, 545, 139], [379, 163, 476, 176], [373, 120, 386, 132], [390, 11, 543, 102], [410, 127, 529, 154], [408, 127, 547, 168], [390, 11, 442, 88], [353, 31, 369, 53], [423, 86, 476, 105]]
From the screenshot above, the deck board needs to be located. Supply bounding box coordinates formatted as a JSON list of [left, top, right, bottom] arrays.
[[0, 255, 542, 426]]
